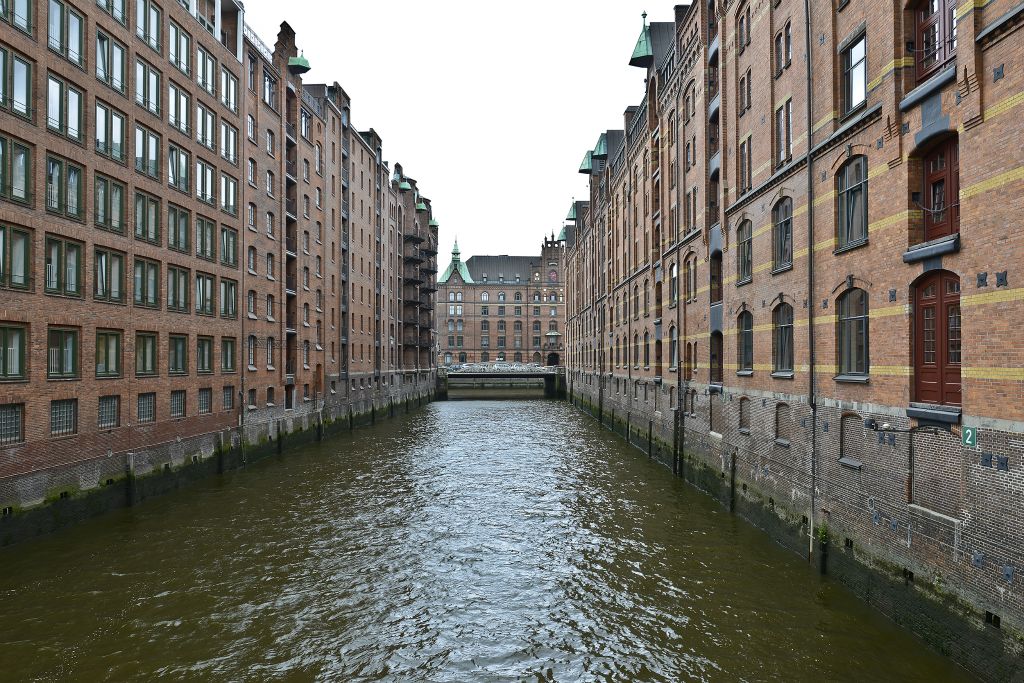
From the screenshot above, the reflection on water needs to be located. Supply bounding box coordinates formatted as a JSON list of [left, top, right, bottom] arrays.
[[0, 401, 969, 681]]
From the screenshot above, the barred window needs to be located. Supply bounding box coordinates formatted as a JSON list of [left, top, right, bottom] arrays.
[[97, 395, 120, 428], [0, 403, 23, 444], [137, 392, 155, 423], [50, 398, 77, 436], [170, 389, 185, 418], [198, 387, 212, 415], [222, 385, 234, 410]]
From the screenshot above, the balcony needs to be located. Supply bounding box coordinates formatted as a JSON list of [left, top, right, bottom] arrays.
[[285, 315, 297, 334], [285, 234, 297, 256], [342, 167, 350, 186], [285, 159, 297, 180], [285, 198, 297, 219], [341, 200, 349, 220], [404, 250, 424, 264], [403, 232, 424, 243], [285, 275, 297, 295], [708, 91, 720, 120], [342, 138, 350, 156], [285, 121, 297, 141]]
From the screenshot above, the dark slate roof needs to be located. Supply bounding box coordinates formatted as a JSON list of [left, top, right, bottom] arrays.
[[464, 255, 538, 283], [651, 21, 675, 69]]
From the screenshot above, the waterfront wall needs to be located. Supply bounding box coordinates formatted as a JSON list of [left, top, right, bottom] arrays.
[[567, 372, 1023, 683], [0, 373, 438, 548]]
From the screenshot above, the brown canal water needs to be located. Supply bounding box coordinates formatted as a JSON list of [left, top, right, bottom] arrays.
[[0, 400, 971, 681]]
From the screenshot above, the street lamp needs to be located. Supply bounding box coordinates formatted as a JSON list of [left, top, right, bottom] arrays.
[[864, 418, 949, 504]]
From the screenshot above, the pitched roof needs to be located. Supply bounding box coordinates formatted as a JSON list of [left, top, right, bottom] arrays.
[[464, 255, 538, 284], [437, 240, 475, 284]]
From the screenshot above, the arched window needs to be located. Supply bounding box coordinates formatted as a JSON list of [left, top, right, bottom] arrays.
[[643, 330, 650, 367], [513, 320, 522, 332], [684, 342, 693, 380], [481, 291, 489, 302], [737, 311, 753, 372], [785, 22, 792, 66], [247, 335, 256, 366], [481, 351, 489, 362], [447, 319, 455, 332], [837, 288, 869, 376], [683, 259, 691, 301], [837, 156, 868, 249], [266, 337, 274, 367], [670, 263, 679, 304], [456, 291, 463, 302], [710, 251, 723, 303], [497, 291, 506, 302], [480, 320, 489, 332], [774, 32, 784, 76], [532, 321, 541, 333], [772, 198, 793, 269], [643, 280, 650, 315], [633, 285, 639, 317], [775, 403, 791, 441], [459, 352, 467, 363], [456, 319, 464, 332], [922, 137, 960, 240], [670, 326, 678, 368], [633, 334, 640, 366], [514, 291, 522, 302], [773, 303, 794, 373], [736, 220, 752, 283]]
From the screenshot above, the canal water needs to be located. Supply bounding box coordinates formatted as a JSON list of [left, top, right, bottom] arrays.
[[0, 400, 969, 681]]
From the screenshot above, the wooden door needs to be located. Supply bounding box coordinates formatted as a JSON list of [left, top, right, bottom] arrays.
[[914, 272, 961, 405]]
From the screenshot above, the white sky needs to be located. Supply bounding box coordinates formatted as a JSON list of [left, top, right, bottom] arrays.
[[243, 0, 668, 261]]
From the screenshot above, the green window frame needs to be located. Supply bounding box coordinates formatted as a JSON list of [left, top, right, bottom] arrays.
[[47, 0, 84, 66], [134, 124, 160, 178], [133, 258, 159, 307], [195, 272, 214, 315], [136, 0, 161, 51], [95, 30, 126, 92], [168, 334, 187, 375], [168, 204, 190, 252], [134, 58, 161, 114], [135, 332, 157, 376], [94, 247, 125, 303], [44, 235, 82, 296], [45, 156, 83, 218], [0, 49, 32, 119], [167, 265, 189, 312], [168, 21, 190, 74], [134, 191, 160, 243], [167, 143, 189, 192], [46, 75, 83, 141], [196, 216, 215, 260], [95, 174, 125, 232], [221, 337, 236, 372], [95, 101, 126, 161], [220, 225, 237, 266], [0, 324, 26, 380], [2, 0, 33, 35], [95, 329, 121, 377], [219, 278, 237, 318], [196, 336, 213, 373], [0, 224, 31, 289], [47, 327, 79, 378]]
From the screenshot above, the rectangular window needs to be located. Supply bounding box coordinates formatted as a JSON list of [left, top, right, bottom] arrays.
[[198, 387, 212, 414], [133, 258, 159, 307], [134, 124, 160, 178], [197, 47, 215, 95], [134, 58, 161, 115], [134, 191, 160, 243], [50, 398, 78, 436], [135, 0, 161, 51], [47, 75, 83, 141], [195, 272, 214, 315], [262, 71, 276, 109], [168, 144, 190, 192], [95, 330, 121, 377], [95, 31, 126, 92], [5, 0, 32, 33], [0, 324, 26, 380], [195, 215, 215, 259], [98, 395, 120, 428], [196, 104, 215, 149], [137, 392, 155, 423], [196, 159, 215, 204], [220, 226, 238, 266], [95, 101, 126, 161], [0, 136, 31, 203], [169, 334, 187, 374], [222, 385, 234, 410], [47, 327, 79, 378], [44, 235, 82, 296], [220, 122, 237, 164], [48, 0, 84, 65], [0, 403, 24, 444], [45, 157, 83, 219], [167, 266, 189, 312], [221, 337, 236, 372], [220, 173, 237, 215], [168, 81, 190, 134], [1, 51, 31, 119], [94, 247, 125, 303], [220, 67, 237, 112], [170, 389, 185, 417], [168, 22, 190, 74], [197, 336, 212, 373], [135, 333, 157, 375], [842, 36, 867, 114], [168, 204, 190, 252], [220, 278, 237, 318]]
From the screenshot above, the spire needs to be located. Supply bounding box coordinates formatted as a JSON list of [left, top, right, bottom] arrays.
[[452, 238, 460, 260], [629, 11, 654, 68]]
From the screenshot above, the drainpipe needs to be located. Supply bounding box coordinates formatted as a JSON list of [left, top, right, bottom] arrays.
[[802, 0, 817, 562], [676, 85, 685, 474]]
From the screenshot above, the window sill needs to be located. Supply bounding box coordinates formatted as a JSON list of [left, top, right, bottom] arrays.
[[771, 371, 794, 379], [903, 233, 960, 263], [738, 427, 751, 435], [838, 456, 863, 470], [47, 376, 81, 381], [736, 370, 753, 377], [833, 238, 868, 256], [775, 438, 790, 448], [839, 99, 867, 124], [771, 263, 793, 276], [247, 365, 258, 372], [736, 277, 752, 288], [834, 373, 869, 384]]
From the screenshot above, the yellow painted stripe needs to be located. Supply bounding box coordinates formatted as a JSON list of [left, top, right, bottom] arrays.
[[813, 111, 836, 133], [961, 287, 1024, 308], [984, 91, 1024, 122], [867, 57, 914, 92], [962, 366, 1024, 380], [960, 166, 1024, 200]]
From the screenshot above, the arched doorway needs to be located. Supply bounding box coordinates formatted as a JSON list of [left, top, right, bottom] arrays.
[[532, 352, 542, 364], [458, 352, 467, 363], [546, 352, 560, 366], [913, 271, 961, 405]]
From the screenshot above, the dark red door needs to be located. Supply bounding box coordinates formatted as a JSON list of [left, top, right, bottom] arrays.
[[914, 272, 961, 405]]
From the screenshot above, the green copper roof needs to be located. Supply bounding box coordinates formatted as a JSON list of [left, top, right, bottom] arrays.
[[438, 239, 474, 284], [429, 218, 439, 227], [557, 226, 567, 241], [592, 133, 608, 159], [566, 203, 576, 221], [399, 180, 412, 191], [415, 201, 427, 212], [288, 51, 311, 74], [578, 150, 593, 174], [629, 13, 653, 68]]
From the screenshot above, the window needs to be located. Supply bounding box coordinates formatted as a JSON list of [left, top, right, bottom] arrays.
[[45, 157, 83, 219], [168, 144, 190, 192], [738, 73, 747, 113], [220, 122, 238, 164], [0, 324, 26, 380], [0, 403, 22, 443], [169, 21, 190, 73], [94, 247, 124, 303], [246, 289, 256, 316], [167, 205, 189, 251], [45, 235, 82, 296], [135, 125, 160, 178], [167, 266, 189, 311], [738, 137, 752, 193], [135, 59, 161, 115], [247, 114, 255, 140], [133, 258, 159, 307], [95, 102, 126, 161], [265, 170, 275, 196], [0, 135, 31, 203], [914, 272, 961, 405], [710, 331, 724, 384], [247, 203, 256, 231], [196, 159, 215, 204], [197, 387, 212, 414], [48, 0, 84, 64], [50, 398, 78, 436], [262, 71, 276, 108], [169, 334, 188, 374], [785, 22, 793, 66], [1, 50, 31, 119], [266, 336, 275, 368], [195, 216, 214, 259], [837, 156, 868, 249], [4, 0, 31, 32], [223, 385, 234, 410], [737, 311, 753, 372], [773, 303, 794, 373], [136, 392, 155, 422], [772, 198, 793, 270], [135, 333, 157, 376], [220, 226, 238, 266], [197, 47, 215, 94], [95, 31, 126, 92], [196, 104, 216, 150], [134, 191, 160, 243], [265, 253, 275, 278], [221, 337, 236, 372], [220, 173, 237, 215], [95, 330, 121, 377], [220, 278, 237, 318], [842, 35, 866, 114], [166, 83, 190, 135], [221, 67, 238, 112], [922, 137, 959, 240], [92, 175, 125, 234], [265, 129, 275, 156], [47, 327, 79, 378], [170, 389, 185, 417], [915, 0, 957, 82], [47, 76, 83, 141], [195, 272, 214, 315], [246, 335, 256, 368], [197, 336, 213, 373], [670, 326, 678, 368], [837, 288, 869, 376], [775, 99, 792, 165], [736, 220, 752, 283], [135, 0, 161, 50], [775, 32, 785, 77]]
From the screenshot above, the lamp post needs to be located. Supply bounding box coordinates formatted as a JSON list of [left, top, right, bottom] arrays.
[[864, 418, 949, 504]]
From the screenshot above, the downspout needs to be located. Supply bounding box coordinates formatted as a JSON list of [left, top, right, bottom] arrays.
[[802, 0, 817, 561], [676, 78, 685, 474]]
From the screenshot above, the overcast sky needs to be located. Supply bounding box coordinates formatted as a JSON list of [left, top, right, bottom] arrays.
[[243, 0, 666, 261]]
